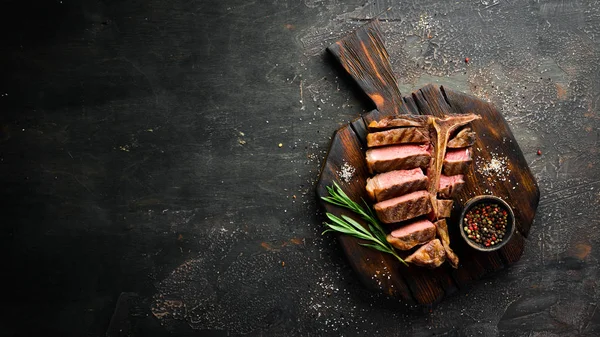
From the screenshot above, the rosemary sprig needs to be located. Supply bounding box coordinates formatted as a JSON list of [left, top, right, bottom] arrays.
[[321, 182, 408, 266]]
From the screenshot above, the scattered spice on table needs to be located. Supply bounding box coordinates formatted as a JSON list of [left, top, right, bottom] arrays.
[[463, 202, 508, 247]]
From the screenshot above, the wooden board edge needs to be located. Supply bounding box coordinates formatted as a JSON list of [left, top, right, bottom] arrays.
[[327, 20, 405, 116]]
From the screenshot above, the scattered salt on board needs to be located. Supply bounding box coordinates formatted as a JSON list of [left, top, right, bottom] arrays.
[[338, 161, 355, 183]]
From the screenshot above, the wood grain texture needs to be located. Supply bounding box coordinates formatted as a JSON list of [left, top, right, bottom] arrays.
[[320, 21, 539, 305], [327, 20, 409, 116], [317, 84, 539, 304], [442, 88, 540, 237]]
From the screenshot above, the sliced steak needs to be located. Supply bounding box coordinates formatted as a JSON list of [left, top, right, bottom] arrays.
[[386, 219, 436, 251], [438, 174, 465, 198], [435, 219, 459, 268], [448, 127, 476, 148], [374, 190, 432, 224], [405, 239, 446, 268], [367, 127, 429, 147], [366, 144, 431, 174], [442, 148, 472, 176], [367, 115, 430, 130], [436, 199, 454, 218], [366, 168, 429, 202]]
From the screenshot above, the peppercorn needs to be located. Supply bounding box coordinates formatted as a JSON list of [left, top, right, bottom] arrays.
[[463, 201, 510, 248]]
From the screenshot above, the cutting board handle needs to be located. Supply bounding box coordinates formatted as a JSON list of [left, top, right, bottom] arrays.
[[327, 20, 404, 115]]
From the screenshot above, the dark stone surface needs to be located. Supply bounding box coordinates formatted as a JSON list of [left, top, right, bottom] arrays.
[[0, 0, 599, 336]]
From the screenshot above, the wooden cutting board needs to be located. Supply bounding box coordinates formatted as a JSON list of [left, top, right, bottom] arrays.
[[316, 21, 540, 305]]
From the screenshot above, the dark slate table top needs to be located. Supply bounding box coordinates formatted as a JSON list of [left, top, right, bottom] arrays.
[[1, 0, 599, 336]]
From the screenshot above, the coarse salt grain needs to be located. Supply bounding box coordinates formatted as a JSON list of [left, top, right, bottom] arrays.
[[338, 161, 355, 183], [477, 152, 511, 181]]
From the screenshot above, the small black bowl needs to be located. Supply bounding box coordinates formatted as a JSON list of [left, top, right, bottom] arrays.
[[459, 195, 515, 252]]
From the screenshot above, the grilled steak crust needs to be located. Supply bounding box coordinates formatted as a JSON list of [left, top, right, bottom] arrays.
[[436, 199, 454, 218], [362, 113, 481, 269], [366, 144, 431, 174], [448, 127, 476, 148], [405, 239, 446, 268], [386, 219, 436, 251], [435, 220, 459, 268], [366, 127, 429, 147], [374, 190, 432, 224], [442, 148, 472, 176], [367, 115, 430, 130], [438, 174, 465, 199], [366, 168, 429, 202]]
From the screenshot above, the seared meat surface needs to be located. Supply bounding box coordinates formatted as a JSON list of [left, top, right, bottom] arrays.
[[363, 112, 480, 268], [374, 190, 432, 224], [366, 168, 428, 202], [435, 199, 454, 218], [443, 148, 472, 176], [367, 115, 429, 130], [367, 127, 429, 147], [438, 174, 465, 199], [435, 220, 459, 269], [405, 239, 446, 268], [386, 219, 436, 251], [448, 127, 476, 148], [366, 144, 431, 174]]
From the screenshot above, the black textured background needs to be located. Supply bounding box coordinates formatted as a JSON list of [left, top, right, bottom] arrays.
[[1, 0, 599, 336]]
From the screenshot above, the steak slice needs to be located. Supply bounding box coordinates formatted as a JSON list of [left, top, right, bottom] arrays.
[[448, 127, 476, 148], [442, 148, 472, 176], [367, 127, 429, 147], [374, 190, 432, 224], [367, 115, 430, 130], [366, 168, 428, 202], [386, 219, 436, 251], [436, 199, 454, 218], [435, 219, 459, 268], [405, 239, 446, 268], [438, 174, 465, 198], [366, 144, 431, 174]]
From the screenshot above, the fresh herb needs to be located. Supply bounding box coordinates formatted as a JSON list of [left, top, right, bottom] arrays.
[[321, 182, 407, 266]]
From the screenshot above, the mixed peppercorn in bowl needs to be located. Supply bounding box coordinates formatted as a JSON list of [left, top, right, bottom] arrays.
[[459, 195, 515, 252]]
